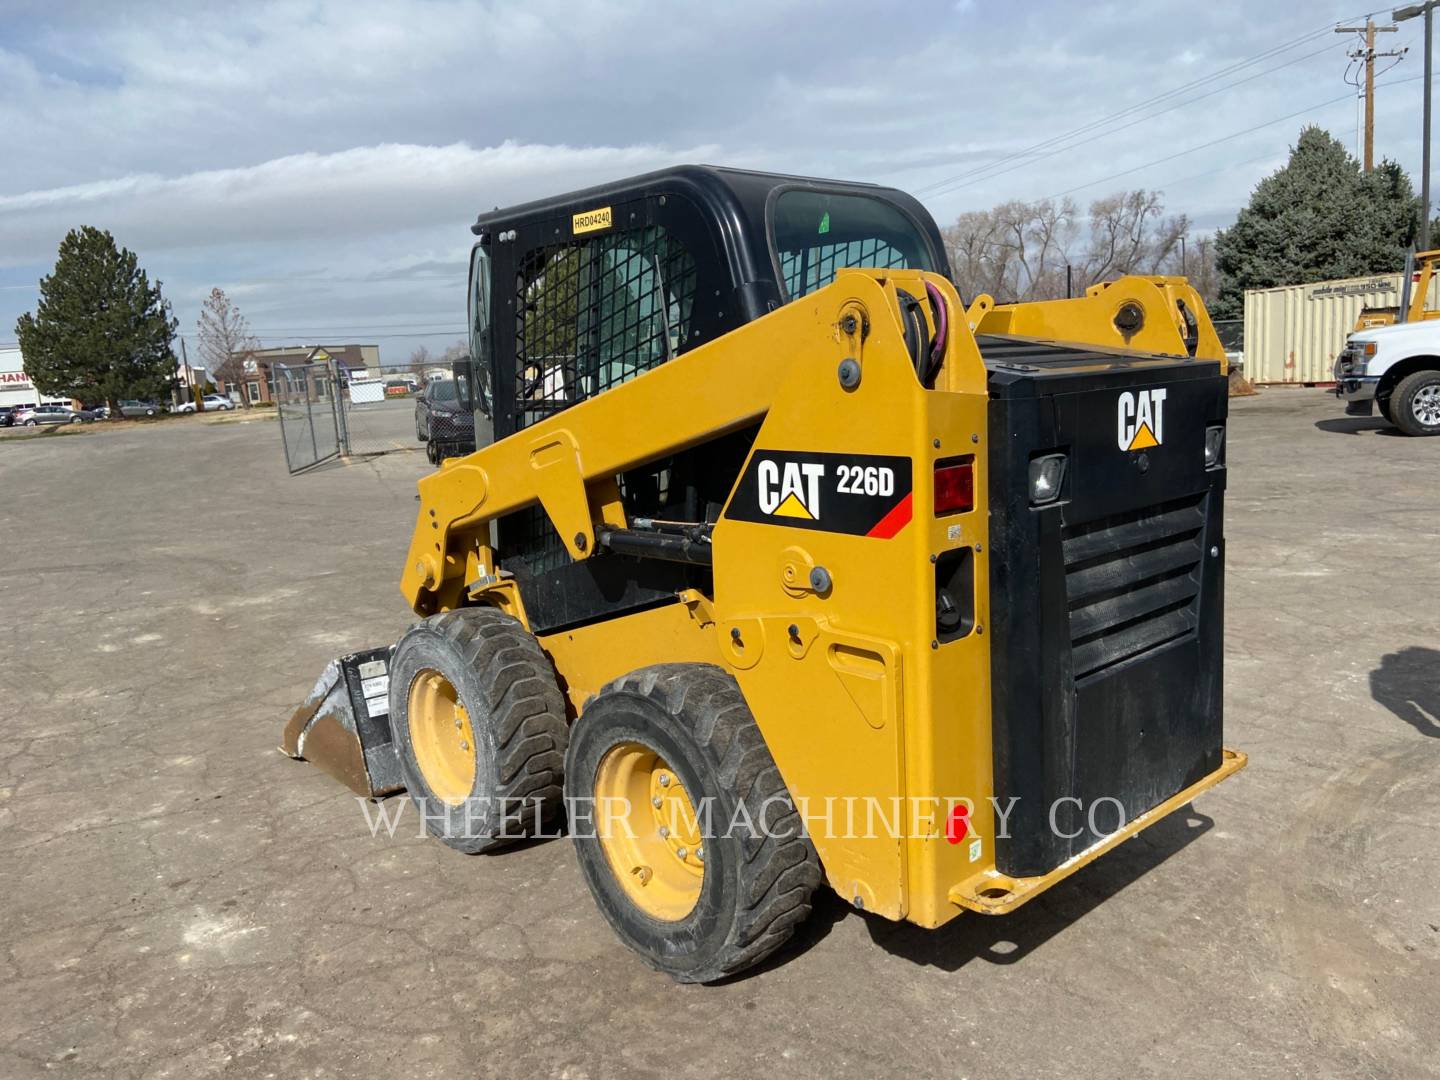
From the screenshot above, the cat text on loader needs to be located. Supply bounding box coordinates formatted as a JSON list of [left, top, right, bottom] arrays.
[[282, 167, 1245, 982]]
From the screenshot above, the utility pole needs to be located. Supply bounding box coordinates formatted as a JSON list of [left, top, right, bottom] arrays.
[[1338, 19, 1404, 171], [1396, 3, 1438, 249]]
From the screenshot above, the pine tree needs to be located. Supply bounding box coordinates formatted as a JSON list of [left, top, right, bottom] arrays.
[[1213, 127, 1420, 318], [14, 227, 178, 416]]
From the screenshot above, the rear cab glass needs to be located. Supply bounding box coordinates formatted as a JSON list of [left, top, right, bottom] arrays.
[[770, 189, 939, 300]]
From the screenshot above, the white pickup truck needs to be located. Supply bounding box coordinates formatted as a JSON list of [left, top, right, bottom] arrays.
[[1335, 320, 1440, 435]]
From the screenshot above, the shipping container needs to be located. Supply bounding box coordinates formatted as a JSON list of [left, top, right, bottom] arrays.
[[1243, 272, 1440, 385]]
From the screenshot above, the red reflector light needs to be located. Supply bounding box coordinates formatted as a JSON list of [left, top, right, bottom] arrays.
[[934, 460, 974, 515], [945, 803, 970, 844]]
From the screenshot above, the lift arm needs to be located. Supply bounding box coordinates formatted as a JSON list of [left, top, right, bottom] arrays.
[[400, 270, 985, 614]]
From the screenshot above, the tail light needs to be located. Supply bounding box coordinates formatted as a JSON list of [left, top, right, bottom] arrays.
[[934, 458, 974, 515]]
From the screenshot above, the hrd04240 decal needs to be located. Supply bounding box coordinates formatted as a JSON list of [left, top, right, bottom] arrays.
[[724, 450, 914, 538]]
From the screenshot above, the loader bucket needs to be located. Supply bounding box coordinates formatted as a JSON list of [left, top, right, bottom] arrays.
[[280, 647, 405, 798]]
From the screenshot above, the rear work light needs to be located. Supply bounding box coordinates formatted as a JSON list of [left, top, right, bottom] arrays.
[[1028, 453, 1067, 505], [934, 459, 974, 515], [1204, 425, 1226, 468]]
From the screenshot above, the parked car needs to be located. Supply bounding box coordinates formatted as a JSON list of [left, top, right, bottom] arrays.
[[117, 399, 162, 418], [173, 394, 236, 414], [14, 404, 100, 426], [414, 377, 475, 463]]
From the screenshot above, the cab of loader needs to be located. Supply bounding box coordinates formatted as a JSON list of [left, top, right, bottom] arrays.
[[453, 166, 953, 635]]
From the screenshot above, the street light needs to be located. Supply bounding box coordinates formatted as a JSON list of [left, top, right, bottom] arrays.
[[1395, 1, 1438, 248]]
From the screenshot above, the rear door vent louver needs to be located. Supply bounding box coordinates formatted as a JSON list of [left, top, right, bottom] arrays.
[[1062, 494, 1207, 679]]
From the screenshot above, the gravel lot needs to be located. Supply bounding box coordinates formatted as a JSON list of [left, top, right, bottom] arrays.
[[1, 391, 1436, 1079]]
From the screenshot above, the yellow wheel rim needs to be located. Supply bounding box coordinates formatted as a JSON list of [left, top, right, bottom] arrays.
[[594, 742, 705, 921], [408, 669, 476, 806]]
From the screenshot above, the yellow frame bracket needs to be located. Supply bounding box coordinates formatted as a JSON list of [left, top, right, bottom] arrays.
[[948, 748, 1247, 916], [528, 428, 594, 559]]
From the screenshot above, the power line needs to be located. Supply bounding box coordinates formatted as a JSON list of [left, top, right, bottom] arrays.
[[177, 329, 466, 344], [923, 38, 1348, 200], [913, 15, 1360, 199], [1037, 72, 1425, 201], [238, 323, 466, 334]]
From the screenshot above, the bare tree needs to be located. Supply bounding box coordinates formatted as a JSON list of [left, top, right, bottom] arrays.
[[1080, 191, 1189, 282], [196, 287, 259, 408], [438, 340, 468, 364], [945, 198, 1078, 302], [1178, 235, 1220, 308], [942, 189, 1213, 306], [407, 344, 432, 369]]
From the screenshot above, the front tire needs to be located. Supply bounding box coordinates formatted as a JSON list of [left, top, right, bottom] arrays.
[[1392, 370, 1440, 436], [389, 609, 568, 853], [565, 664, 821, 983]]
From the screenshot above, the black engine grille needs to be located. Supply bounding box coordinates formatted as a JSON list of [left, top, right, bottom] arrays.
[[1062, 493, 1207, 679]]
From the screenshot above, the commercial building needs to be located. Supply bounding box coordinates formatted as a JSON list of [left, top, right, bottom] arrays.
[[226, 344, 379, 404], [0, 346, 71, 409]]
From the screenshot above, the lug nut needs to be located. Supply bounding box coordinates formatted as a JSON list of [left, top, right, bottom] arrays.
[[652, 796, 662, 808], [659, 826, 670, 839], [676, 847, 688, 860], [696, 846, 704, 862], [659, 774, 670, 787], [459, 740, 469, 751]]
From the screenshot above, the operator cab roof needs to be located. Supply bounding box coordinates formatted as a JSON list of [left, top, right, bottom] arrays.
[[470, 164, 952, 310]]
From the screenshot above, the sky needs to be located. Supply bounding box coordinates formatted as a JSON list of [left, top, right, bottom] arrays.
[[0, 0, 1432, 365]]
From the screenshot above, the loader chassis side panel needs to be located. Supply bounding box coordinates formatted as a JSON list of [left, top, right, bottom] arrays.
[[984, 343, 1227, 877]]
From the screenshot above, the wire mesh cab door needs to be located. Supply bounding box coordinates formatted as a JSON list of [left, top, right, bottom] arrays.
[[490, 192, 738, 443]]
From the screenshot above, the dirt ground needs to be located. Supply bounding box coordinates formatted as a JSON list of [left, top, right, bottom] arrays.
[[1, 391, 1436, 1079]]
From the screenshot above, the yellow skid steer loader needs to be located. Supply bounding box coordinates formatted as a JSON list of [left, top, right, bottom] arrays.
[[284, 166, 1244, 982]]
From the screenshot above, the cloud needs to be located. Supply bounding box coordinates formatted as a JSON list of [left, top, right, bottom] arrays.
[[0, 140, 717, 265], [0, 0, 1407, 360]]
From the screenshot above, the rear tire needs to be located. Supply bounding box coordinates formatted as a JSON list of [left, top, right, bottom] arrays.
[[389, 608, 569, 853], [1392, 369, 1440, 436], [565, 664, 821, 983]]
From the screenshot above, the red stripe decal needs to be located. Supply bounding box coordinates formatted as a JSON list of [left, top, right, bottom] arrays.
[[866, 491, 913, 539]]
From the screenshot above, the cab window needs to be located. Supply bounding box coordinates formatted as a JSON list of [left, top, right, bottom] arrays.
[[771, 189, 937, 300], [467, 244, 493, 415]]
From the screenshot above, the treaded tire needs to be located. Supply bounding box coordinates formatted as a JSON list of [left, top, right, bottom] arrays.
[[389, 608, 568, 853], [565, 663, 821, 983], [1391, 369, 1440, 436]]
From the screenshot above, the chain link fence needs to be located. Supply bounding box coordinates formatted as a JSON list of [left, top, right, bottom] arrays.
[[274, 361, 343, 473], [275, 359, 484, 473]]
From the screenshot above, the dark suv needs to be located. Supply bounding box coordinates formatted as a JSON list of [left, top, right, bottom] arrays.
[[414, 378, 476, 464]]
